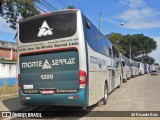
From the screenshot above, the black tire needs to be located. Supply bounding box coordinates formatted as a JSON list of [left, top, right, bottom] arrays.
[[123, 79, 127, 83], [117, 77, 122, 88], [123, 75, 127, 83], [125, 75, 128, 83], [132, 74, 135, 78], [103, 83, 108, 105]]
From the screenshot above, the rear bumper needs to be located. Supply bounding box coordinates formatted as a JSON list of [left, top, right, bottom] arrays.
[[144, 71, 149, 74], [19, 89, 88, 107], [139, 71, 144, 75], [151, 73, 158, 75]]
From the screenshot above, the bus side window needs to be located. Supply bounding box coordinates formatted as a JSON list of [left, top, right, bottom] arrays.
[[109, 47, 112, 57], [116, 62, 119, 67]]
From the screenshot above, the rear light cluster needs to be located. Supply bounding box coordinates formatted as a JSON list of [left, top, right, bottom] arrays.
[[79, 70, 87, 88], [18, 74, 21, 88]]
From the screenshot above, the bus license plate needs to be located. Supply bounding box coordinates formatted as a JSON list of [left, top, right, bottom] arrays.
[[42, 90, 55, 94]]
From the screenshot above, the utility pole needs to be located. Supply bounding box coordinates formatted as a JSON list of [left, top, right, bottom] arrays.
[[99, 12, 102, 32]]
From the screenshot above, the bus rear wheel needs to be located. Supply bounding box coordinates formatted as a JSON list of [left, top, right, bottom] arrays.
[[103, 84, 108, 105]]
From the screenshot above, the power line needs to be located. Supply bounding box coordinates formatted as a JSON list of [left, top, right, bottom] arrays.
[[34, 4, 47, 13], [38, 0, 54, 11], [56, 0, 67, 8], [61, 0, 69, 7], [25, 0, 47, 13], [51, 1, 62, 10], [43, 0, 58, 11]]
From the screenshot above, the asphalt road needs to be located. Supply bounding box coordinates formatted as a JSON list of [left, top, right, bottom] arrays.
[[1, 73, 160, 120]]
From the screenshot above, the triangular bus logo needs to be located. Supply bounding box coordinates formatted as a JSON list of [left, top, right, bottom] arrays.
[[42, 59, 52, 69], [37, 21, 53, 37]]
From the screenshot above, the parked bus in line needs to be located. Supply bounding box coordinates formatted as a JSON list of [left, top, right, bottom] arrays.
[[17, 9, 122, 108], [121, 55, 131, 82], [137, 62, 144, 75], [144, 64, 150, 74], [130, 60, 139, 77]]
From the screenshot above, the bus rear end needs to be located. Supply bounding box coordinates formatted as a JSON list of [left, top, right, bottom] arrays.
[[18, 10, 88, 107]]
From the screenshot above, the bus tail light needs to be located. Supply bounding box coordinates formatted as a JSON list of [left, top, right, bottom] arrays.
[[79, 70, 87, 88], [19, 19, 23, 23], [18, 74, 21, 88]]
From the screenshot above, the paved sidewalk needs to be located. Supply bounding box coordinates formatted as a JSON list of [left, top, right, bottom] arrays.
[[0, 93, 18, 111]]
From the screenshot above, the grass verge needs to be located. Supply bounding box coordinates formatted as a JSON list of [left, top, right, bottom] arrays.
[[0, 85, 18, 100]]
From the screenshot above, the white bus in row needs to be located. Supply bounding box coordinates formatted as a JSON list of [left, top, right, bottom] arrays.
[[131, 60, 139, 77], [137, 62, 145, 75], [144, 64, 150, 74], [121, 55, 131, 82]]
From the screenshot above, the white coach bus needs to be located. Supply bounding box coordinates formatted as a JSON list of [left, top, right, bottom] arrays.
[[144, 64, 150, 74], [131, 60, 139, 77], [17, 9, 122, 108], [137, 62, 145, 75], [121, 55, 131, 82]]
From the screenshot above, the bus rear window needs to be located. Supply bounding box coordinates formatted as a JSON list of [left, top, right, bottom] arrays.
[[19, 13, 77, 43]]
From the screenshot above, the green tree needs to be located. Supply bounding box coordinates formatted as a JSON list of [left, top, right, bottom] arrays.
[[106, 32, 122, 43], [134, 55, 155, 64], [154, 63, 159, 65], [121, 34, 157, 60], [0, 0, 40, 29], [106, 33, 157, 64], [106, 33, 125, 54]]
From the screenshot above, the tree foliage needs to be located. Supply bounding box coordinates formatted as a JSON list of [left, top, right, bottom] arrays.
[[106, 33, 157, 64], [0, 0, 40, 29], [106, 32, 122, 43], [106, 33, 125, 54], [154, 63, 159, 65], [134, 55, 155, 64], [121, 34, 157, 56]]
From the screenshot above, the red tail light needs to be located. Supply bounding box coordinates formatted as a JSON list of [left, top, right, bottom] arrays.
[[18, 74, 21, 88], [22, 96, 26, 100], [79, 70, 87, 88], [19, 19, 23, 23]]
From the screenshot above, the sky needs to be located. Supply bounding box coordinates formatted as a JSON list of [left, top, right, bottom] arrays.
[[0, 0, 160, 63]]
